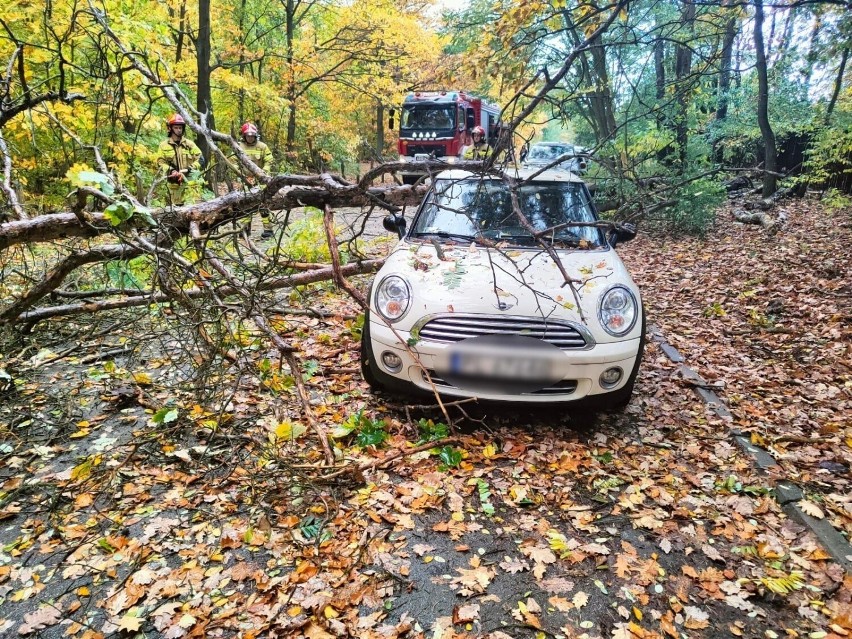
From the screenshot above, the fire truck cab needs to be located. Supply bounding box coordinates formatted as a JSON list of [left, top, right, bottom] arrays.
[[396, 90, 500, 184]]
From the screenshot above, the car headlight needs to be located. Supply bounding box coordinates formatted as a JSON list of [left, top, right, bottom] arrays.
[[598, 285, 638, 336], [445, 156, 457, 164], [375, 276, 411, 322]]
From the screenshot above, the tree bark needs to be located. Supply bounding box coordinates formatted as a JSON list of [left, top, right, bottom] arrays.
[[716, 11, 738, 122], [196, 0, 215, 168], [754, 0, 778, 197], [654, 38, 667, 162], [673, 0, 696, 171], [285, 0, 297, 152], [825, 47, 849, 125]]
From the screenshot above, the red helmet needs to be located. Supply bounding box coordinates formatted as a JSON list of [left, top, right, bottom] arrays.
[[472, 126, 485, 136], [166, 113, 185, 128], [240, 122, 258, 136]]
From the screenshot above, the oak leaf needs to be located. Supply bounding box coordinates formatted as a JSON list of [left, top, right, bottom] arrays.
[[499, 557, 530, 574], [17, 606, 62, 635], [117, 615, 144, 632]]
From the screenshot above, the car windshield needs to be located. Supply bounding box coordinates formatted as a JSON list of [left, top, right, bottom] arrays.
[[401, 106, 455, 130], [411, 178, 604, 247], [527, 144, 574, 162]]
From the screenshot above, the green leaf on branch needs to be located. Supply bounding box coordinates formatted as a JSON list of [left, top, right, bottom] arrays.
[[104, 201, 135, 226]]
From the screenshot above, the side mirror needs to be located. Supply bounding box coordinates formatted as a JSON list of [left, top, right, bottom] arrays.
[[608, 223, 636, 247], [383, 214, 407, 238], [388, 108, 395, 130]]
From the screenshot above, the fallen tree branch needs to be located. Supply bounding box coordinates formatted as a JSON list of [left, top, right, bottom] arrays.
[[0, 243, 142, 321], [15, 258, 384, 324], [0, 129, 25, 220], [0, 178, 425, 251], [316, 436, 462, 483]]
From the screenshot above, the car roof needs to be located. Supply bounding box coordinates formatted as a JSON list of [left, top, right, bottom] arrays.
[[434, 168, 586, 183], [530, 141, 574, 148]]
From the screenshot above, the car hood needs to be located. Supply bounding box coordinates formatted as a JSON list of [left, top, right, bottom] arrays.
[[378, 240, 640, 340]]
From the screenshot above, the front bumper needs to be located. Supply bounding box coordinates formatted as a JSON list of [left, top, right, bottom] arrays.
[[368, 319, 641, 403]]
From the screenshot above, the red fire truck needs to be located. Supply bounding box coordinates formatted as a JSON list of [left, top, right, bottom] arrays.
[[396, 90, 501, 183]]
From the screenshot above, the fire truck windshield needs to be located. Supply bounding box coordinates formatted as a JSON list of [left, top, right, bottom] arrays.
[[401, 106, 455, 131]]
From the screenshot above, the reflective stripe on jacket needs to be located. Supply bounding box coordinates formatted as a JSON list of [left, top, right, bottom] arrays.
[[156, 137, 202, 174]]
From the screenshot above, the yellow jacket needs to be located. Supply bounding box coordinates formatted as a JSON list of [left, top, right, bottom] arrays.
[[463, 142, 490, 160], [236, 140, 273, 171], [156, 137, 202, 176]]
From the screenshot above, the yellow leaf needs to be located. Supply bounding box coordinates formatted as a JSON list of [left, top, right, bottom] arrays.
[[324, 605, 338, 619], [133, 372, 153, 385], [451, 511, 464, 522], [633, 606, 643, 621], [118, 615, 144, 632], [274, 420, 307, 440], [69, 430, 90, 439], [799, 500, 824, 519], [483, 443, 497, 458]]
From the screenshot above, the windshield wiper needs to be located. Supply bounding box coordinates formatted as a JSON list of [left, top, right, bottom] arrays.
[[413, 231, 478, 243]]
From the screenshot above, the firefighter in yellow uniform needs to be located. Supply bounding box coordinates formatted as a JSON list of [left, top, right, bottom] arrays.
[[236, 122, 275, 238], [462, 126, 490, 160], [156, 114, 202, 207]]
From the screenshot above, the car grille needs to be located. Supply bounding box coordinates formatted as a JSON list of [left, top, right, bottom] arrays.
[[405, 145, 446, 158], [425, 371, 578, 396], [417, 315, 589, 349]]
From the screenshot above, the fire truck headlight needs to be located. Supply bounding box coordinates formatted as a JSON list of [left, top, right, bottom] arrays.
[[430, 132, 436, 138], [445, 157, 457, 164]]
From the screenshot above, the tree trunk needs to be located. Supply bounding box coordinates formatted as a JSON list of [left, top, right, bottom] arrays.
[[175, 1, 186, 64], [285, 0, 297, 152], [589, 39, 617, 141], [716, 12, 738, 122], [825, 47, 849, 125], [654, 38, 668, 163], [673, 0, 696, 172], [754, 0, 778, 196], [376, 102, 384, 156], [196, 0, 216, 187]]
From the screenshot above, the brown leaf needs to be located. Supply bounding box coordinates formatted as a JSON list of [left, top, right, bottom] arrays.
[[18, 606, 62, 635], [452, 603, 480, 624]]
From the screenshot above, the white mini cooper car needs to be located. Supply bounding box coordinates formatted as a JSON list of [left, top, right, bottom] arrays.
[[361, 169, 644, 408]]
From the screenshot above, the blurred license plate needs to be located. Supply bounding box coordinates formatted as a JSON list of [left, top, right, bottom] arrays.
[[434, 334, 565, 394], [414, 153, 429, 162], [450, 351, 552, 380]]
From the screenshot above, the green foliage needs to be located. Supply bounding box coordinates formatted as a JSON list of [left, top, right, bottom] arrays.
[[471, 478, 495, 516], [297, 515, 332, 543], [416, 418, 449, 444], [278, 209, 345, 263], [665, 177, 725, 235], [105, 257, 150, 290], [437, 445, 462, 470], [821, 189, 852, 210], [66, 167, 115, 196], [331, 408, 389, 448], [152, 407, 179, 424]]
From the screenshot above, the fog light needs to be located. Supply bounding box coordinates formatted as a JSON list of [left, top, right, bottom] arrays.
[[381, 351, 403, 373], [600, 367, 623, 388]]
